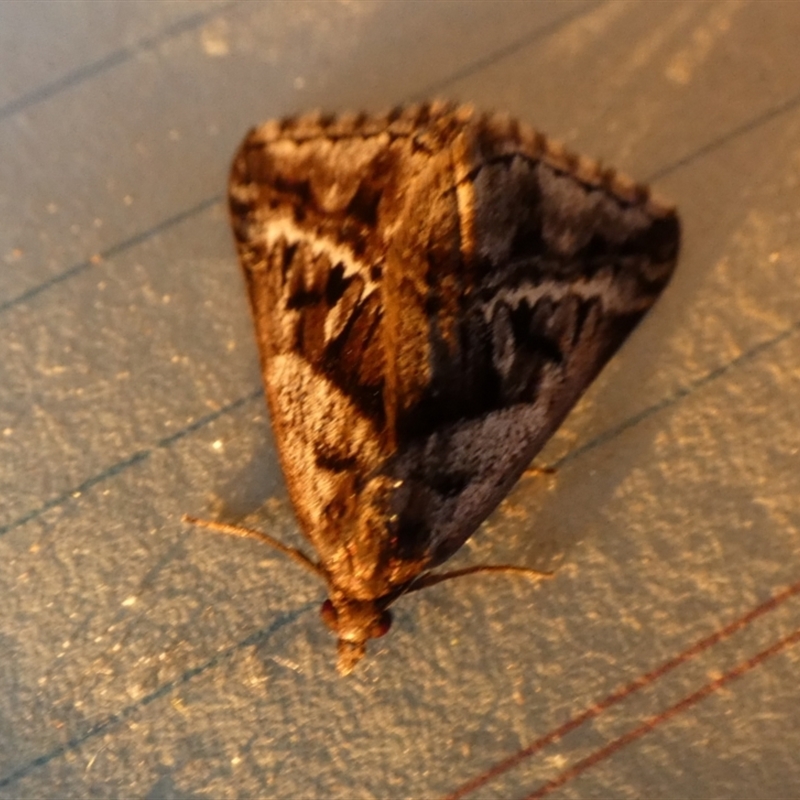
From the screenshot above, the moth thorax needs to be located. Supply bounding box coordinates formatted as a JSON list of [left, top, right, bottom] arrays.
[[320, 597, 392, 675]]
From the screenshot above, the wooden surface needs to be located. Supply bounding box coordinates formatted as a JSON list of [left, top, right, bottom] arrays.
[[2, 1, 799, 797]]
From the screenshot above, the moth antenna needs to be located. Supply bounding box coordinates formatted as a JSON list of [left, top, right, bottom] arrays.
[[181, 514, 328, 581], [406, 564, 554, 593]]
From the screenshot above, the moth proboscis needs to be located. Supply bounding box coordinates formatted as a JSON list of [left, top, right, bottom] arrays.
[[185, 101, 681, 675]]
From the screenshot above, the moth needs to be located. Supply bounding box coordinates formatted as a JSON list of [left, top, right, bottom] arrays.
[[186, 101, 680, 674]]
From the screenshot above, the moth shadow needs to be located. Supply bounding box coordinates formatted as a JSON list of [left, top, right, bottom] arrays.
[[206, 434, 290, 523], [509, 390, 675, 576], [456, 468, 571, 574]]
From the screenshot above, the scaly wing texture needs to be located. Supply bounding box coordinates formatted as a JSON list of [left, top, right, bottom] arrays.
[[228, 102, 680, 600]]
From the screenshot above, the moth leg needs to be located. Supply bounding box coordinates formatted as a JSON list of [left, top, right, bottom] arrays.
[[522, 465, 557, 478], [408, 563, 554, 593], [182, 514, 327, 581]]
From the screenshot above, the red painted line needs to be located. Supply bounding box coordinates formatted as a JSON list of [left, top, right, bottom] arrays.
[[444, 579, 800, 800], [524, 627, 800, 799]]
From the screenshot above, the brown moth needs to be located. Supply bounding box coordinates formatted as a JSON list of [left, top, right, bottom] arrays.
[[191, 101, 680, 674]]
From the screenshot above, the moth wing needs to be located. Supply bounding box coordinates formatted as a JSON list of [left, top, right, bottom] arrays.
[[228, 121, 405, 565], [385, 123, 680, 565]]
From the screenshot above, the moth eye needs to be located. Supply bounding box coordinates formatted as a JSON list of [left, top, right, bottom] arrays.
[[320, 599, 339, 632], [371, 610, 393, 639]]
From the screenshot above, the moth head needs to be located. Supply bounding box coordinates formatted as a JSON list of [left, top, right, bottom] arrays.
[[320, 597, 392, 675]]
